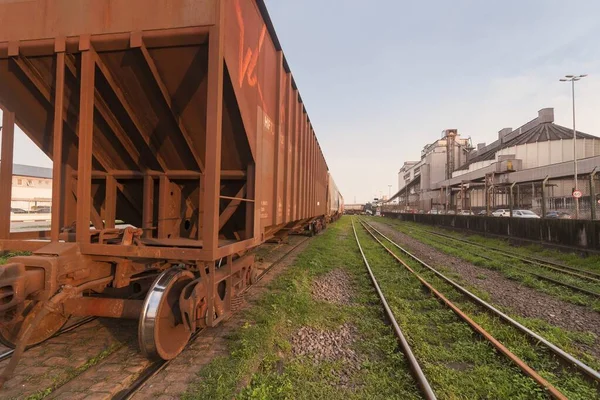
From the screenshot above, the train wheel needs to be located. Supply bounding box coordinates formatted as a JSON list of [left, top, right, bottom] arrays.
[[138, 268, 195, 360], [0, 300, 69, 348]]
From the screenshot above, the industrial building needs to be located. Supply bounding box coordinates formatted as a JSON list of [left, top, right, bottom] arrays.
[[392, 108, 600, 218], [0, 163, 52, 211]]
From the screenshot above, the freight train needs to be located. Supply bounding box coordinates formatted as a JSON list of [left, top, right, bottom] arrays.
[[0, 0, 342, 383]]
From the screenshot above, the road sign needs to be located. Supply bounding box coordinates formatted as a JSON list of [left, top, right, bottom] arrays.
[[573, 190, 583, 199]]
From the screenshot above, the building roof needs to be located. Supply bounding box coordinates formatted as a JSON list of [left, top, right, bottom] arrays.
[[0, 163, 53, 179], [455, 123, 597, 171]]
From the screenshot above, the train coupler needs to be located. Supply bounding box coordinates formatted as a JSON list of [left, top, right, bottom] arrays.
[[0, 263, 45, 320]]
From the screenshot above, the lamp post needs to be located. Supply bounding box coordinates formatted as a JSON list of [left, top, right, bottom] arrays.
[[560, 74, 587, 219]]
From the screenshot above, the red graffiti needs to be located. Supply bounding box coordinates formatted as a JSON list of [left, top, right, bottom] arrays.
[[235, 0, 268, 115]]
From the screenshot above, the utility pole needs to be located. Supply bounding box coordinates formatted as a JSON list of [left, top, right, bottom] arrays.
[[560, 74, 587, 219]]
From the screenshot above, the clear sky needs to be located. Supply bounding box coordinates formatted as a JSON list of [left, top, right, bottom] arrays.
[[2, 0, 600, 205]]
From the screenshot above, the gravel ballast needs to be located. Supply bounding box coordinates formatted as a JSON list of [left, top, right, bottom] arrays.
[[311, 268, 353, 305], [290, 323, 361, 387], [370, 220, 600, 361]]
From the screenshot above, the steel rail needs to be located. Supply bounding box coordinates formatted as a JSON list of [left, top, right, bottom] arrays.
[[425, 228, 600, 282], [358, 221, 572, 400], [401, 225, 600, 298], [350, 218, 436, 400], [113, 235, 312, 400], [0, 316, 97, 362], [362, 219, 600, 385]]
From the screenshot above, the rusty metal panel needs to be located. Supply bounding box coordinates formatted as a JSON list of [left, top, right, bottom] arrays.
[[225, 0, 280, 231], [314, 134, 317, 216], [309, 127, 314, 217], [298, 112, 305, 219], [320, 153, 327, 215], [273, 54, 286, 225], [294, 102, 302, 220], [298, 113, 303, 219], [302, 114, 309, 218], [296, 105, 302, 220], [283, 75, 293, 223], [0, 0, 215, 43], [291, 92, 300, 221]]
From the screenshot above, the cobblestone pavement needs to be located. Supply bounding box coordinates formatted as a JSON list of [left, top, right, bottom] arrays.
[[0, 235, 309, 400], [0, 318, 136, 399]]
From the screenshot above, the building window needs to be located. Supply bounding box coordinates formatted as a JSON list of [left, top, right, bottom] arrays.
[[17, 179, 22, 186], [27, 180, 33, 186]]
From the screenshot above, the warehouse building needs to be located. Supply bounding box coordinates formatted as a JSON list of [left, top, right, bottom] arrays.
[[392, 108, 600, 217], [0, 162, 52, 211]]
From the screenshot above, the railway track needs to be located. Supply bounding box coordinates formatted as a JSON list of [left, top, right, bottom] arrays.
[[113, 236, 311, 400], [351, 219, 435, 400], [393, 222, 600, 299], [353, 217, 600, 399]]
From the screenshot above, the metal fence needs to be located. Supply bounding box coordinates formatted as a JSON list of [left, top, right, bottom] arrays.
[[531, 174, 600, 220], [383, 172, 600, 220]]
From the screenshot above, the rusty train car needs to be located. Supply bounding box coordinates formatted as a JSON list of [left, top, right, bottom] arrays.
[[0, 0, 342, 381]]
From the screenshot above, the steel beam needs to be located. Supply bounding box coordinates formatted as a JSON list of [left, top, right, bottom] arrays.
[[202, 7, 225, 257], [92, 48, 169, 172], [63, 54, 146, 171], [219, 185, 246, 230], [0, 110, 15, 239], [51, 42, 66, 242], [63, 298, 143, 319], [143, 175, 154, 237], [105, 175, 117, 229], [76, 44, 95, 243], [131, 35, 205, 172]]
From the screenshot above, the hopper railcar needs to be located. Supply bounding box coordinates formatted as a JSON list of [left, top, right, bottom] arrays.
[[0, 0, 341, 382]]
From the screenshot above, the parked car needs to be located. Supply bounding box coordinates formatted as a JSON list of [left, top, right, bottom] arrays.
[[32, 207, 51, 213], [491, 209, 510, 217], [458, 210, 474, 216], [446, 210, 456, 215], [10, 208, 28, 214], [428, 209, 441, 215], [545, 211, 572, 219], [477, 210, 488, 216], [513, 209, 540, 219]]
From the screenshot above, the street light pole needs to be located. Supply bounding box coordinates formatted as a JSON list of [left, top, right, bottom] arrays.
[[560, 74, 587, 220]]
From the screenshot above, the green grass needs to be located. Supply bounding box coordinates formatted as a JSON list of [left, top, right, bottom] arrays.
[[0, 251, 31, 266], [373, 218, 600, 354], [380, 219, 600, 311], [359, 222, 599, 399], [183, 217, 421, 400]]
